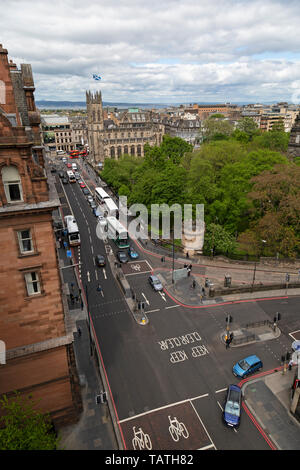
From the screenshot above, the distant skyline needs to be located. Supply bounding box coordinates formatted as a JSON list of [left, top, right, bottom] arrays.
[[2, 0, 300, 104]]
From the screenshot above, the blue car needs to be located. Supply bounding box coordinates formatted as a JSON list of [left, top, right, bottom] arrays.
[[128, 246, 139, 259], [232, 355, 263, 378], [223, 384, 242, 428]]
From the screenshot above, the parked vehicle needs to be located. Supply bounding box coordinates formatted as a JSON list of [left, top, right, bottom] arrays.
[[58, 171, 65, 178], [62, 177, 68, 184], [90, 201, 97, 210], [148, 275, 163, 291], [223, 384, 242, 428], [232, 355, 263, 378], [80, 182, 86, 188], [82, 188, 90, 195]]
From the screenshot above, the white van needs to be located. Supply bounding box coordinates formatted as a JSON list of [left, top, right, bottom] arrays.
[[72, 163, 78, 171]]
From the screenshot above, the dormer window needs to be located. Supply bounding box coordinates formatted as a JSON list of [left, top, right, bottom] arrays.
[[2, 166, 23, 203]]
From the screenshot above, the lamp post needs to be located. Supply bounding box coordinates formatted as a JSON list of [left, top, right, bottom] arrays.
[[251, 239, 266, 292]]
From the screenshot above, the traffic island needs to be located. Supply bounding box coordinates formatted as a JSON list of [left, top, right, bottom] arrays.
[[221, 320, 281, 348]]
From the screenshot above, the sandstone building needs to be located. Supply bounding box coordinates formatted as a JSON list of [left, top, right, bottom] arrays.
[[86, 90, 164, 164], [0, 45, 81, 427], [288, 112, 300, 159]]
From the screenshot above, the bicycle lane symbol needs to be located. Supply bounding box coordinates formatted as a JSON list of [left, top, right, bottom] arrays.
[[168, 415, 189, 442], [132, 426, 152, 450]]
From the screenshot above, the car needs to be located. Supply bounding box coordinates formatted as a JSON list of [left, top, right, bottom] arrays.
[[82, 188, 90, 195], [75, 173, 80, 180], [62, 177, 68, 184], [223, 384, 242, 428], [117, 251, 128, 263], [148, 275, 163, 291], [58, 171, 65, 178], [95, 254, 106, 267], [50, 167, 56, 173], [80, 182, 86, 188], [232, 355, 263, 378], [87, 195, 94, 203], [62, 158, 67, 163], [128, 246, 139, 259], [90, 201, 97, 210], [78, 179, 83, 185], [67, 163, 72, 168]]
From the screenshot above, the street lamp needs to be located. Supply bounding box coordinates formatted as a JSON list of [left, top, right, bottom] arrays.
[[251, 239, 266, 292]]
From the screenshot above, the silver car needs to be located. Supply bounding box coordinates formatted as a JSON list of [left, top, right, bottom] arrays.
[[148, 275, 163, 291]]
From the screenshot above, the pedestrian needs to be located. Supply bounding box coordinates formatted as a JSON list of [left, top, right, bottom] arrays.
[[70, 293, 74, 305], [186, 252, 189, 259], [187, 268, 191, 277], [77, 326, 82, 337], [70, 282, 74, 291], [63, 240, 68, 250], [189, 264, 192, 271], [75, 295, 79, 303], [288, 359, 293, 371], [161, 256, 165, 263], [184, 264, 187, 268], [192, 280, 196, 289], [58, 236, 62, 248], [225, 336, 230, 349]]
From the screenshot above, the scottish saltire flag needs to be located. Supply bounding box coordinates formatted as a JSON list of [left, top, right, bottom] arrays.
[[93, 74, 102, 81]]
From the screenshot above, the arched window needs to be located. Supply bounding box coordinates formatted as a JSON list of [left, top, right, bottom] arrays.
[[137, 145, 142, 156], [124, 145, 128, 155], [2, 166, 23, 203], [117, 146, 122, 158], [110, 147, 115, 159], [130, 145, 135, 156]]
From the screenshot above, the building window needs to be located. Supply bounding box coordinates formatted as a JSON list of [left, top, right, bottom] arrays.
[[17, 229, 33, 254], [24, 271, 41, 296], [2, 166, 23, 203]]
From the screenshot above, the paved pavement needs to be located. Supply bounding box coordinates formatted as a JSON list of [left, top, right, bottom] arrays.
[[51, 156, 300, 450]]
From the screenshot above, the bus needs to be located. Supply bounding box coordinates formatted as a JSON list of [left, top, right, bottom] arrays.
[[69, 150, 80, 158], [103, 197, 118, 217], [66, 170, 76, 183], [64, 215, 81, 246], [94, 187, 110, 204], [106, 216, 129, 248]]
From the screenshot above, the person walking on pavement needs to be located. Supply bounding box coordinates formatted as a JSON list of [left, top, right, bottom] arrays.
[[192, 280, 196, 289], [77, 326, 82, 337]]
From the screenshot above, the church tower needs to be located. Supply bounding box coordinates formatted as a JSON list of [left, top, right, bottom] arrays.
[[86, 91, 104, 164]]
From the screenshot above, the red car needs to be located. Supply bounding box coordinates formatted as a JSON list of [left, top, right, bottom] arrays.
[[80, 182, 86, 188], [67, 163, 72, 168]]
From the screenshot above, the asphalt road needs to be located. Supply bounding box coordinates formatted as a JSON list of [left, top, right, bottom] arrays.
[[52, 156, 300, 450]]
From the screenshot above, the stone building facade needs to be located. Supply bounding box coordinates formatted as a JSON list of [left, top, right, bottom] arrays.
[[288, 112, 300, 159], [0, 45, 81, 427], [86, 90, 164, 164]]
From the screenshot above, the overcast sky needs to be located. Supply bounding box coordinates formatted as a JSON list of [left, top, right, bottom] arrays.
[[2, 0, 300, 104]]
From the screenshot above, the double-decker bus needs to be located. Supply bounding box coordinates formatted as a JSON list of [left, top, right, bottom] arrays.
[[103, 198, 118, 217], [105, 216, 129, 248], [66, 170, 76, 183], [94, 187, 110, 204], [64, 215, 81, 246], [69, 150, 80, 158]]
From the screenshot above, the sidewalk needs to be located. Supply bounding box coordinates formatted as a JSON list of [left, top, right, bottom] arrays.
[[242, 369, 300, 450]]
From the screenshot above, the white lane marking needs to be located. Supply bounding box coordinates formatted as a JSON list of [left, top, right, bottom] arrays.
[[103, 268, 107, 279], [165, 304, 180, 309], [215, 388, 227, 394], [190, 401, 217, 449], [87, 271, 90, 282], [141, 292, 150, 305], [159, 291, 167, 302], [118, 393, 209, 424], [145, 309, 160, 314]]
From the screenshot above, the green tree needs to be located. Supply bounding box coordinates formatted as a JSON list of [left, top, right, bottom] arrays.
[[0, 393, 58, 450], [202, 117, 234, 142], [203, 223, 236, 256], [236, 117, 259, 140]]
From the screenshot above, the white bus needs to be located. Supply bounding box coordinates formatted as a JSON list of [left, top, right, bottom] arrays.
[[64, 215, 80, 246], [106, 216, 129, 248], [103, 197, 118, 217], [94, 187, 110, 204], [67, 170, 76, 183]]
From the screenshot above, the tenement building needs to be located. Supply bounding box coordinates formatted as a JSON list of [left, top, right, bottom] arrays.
[[86, 90, 164, 164], [0, 45, 81, 427]]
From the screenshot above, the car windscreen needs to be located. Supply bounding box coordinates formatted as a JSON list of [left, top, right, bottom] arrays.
[[238, 359, 250, 370], [225, 400, 240, 416], [153, 278, 161, 284]]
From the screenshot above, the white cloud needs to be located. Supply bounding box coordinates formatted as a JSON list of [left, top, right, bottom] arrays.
[[1, 0, 300, 102]]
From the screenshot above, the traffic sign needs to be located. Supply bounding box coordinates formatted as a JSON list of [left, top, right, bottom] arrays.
[[66, 250, 72, 258]]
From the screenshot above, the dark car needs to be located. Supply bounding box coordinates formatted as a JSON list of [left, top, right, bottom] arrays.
[[82, 188, 90, 195], [95, 254, 106, 267], [50, 167, 56, 173], [58, 171, 65, 178], [117, 251, 128, 263], [223, 384, 242, 428], [148, 275, 163, 291], [62, 177, 68, 184], [232, 355, 263, 378]]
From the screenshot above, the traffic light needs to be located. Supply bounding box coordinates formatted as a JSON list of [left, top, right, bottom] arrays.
[[273, 312, 281, 322], [226, 314, 233, 324]]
